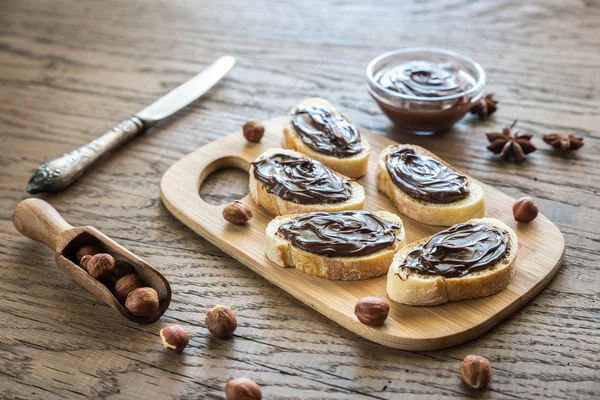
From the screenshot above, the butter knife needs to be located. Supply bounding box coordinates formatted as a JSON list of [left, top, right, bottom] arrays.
[[26, 55, 235, 194]]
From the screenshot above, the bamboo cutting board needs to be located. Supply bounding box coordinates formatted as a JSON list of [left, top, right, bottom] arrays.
[[160, 116, 565, 350]]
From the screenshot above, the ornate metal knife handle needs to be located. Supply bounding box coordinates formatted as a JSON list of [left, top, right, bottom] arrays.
[[26, 117, 146, 194]]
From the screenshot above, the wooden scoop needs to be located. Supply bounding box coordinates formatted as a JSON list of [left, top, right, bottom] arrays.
[[13, 198, 171, 323]]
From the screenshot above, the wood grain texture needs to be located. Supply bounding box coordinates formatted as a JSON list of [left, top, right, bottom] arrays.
[[161, 116, 565, 350], [0, 0, 598, 398]]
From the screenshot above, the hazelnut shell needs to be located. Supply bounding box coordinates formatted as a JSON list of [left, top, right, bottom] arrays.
[[114, 260, 136, 280], [125, 287, 159, 317], [80, 254, 92, 269], [354, 296, 390, 326], [160, 325, 189, 353], [85, 253, 115, 279], [222, 201, 252, 225], [460, 355, 493, 389], [76, 245, 101, 263], [243, 120, 265, 143], [114, 273, 143, 303], [513, 196, 538, 223], [205, 305, 237, 338], [225, 377, 261, 400]]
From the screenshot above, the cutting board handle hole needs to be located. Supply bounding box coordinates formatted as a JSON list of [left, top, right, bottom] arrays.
[[198, 156, 250, 205]]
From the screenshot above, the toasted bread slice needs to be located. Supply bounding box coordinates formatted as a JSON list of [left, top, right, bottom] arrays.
[[387, 217, 517, 306], [283, 98, 370, 178], [249, 148, 365, 216], [266, 211, 406, 280], [376, 144, 485, 226]]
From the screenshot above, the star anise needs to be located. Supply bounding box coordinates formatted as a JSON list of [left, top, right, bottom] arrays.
[[470, 93, 498, 119], [542, 133, 584, 152], [486, 121, 536, 161]]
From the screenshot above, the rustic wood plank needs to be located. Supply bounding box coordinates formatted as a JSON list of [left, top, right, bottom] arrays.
[[0, 0, 598, 398]]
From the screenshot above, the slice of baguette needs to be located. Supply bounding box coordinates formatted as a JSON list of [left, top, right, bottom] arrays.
[[249, 148, 365, 216], [387, 217, 517, 306], [283, 98, 370, 178], [266, 211, 406, 280], [376, 144, 485, 226]]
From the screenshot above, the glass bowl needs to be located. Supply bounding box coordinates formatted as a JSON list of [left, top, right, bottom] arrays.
[[366, 48, 486, 135]]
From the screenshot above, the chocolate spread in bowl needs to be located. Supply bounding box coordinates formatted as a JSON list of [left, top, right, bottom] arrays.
[[277, 211, 400, 257], [251, 153, 352, 205], [377, 61, 473, 98], [400, 222, 509, 278], [386, 148, 469, 204], [291, 105, 363, 158], [370, 59, 480, 133]]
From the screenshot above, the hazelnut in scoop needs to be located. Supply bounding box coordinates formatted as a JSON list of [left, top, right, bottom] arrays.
[[126, 287, 159, 317]]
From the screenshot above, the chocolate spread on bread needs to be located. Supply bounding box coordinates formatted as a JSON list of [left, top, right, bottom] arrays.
[[401, 222, 509, 278], [277, 211, 399, 257], [291, 105, 363, 158], [386, 148, 469, 204], [251, 153, 352, 204]]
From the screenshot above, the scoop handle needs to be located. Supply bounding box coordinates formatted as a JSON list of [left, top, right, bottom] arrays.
[[13, 198, 75, 253]]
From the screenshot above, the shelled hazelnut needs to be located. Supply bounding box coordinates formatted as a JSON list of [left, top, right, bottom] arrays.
[[126, 287, 159, 317], [513, 197, 538, 223], [205, 305, 237, 338], [114, 260, 135, 280], [243, 120, 265, 143], [160, 325, 189, 353], [222, 201, 252, 225], [114, 273, 143, 303], [76, 245, 101, 263], [460, 355, 493, 389], [354, 296, 390, 326], [225, 377, 261, 400], [84, 253, 115, 279]]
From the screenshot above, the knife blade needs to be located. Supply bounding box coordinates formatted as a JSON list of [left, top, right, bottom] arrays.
[[136, 55, 235, 122], [26, 56, 235, 194]]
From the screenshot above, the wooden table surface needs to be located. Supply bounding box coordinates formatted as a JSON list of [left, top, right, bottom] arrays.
[[1, 0, 598, 399]]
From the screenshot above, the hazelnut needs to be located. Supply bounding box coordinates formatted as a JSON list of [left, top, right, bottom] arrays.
[[114, 260, 135, 280], [85, 253, 115, 279], [125, 287, 159, 317], [513, 196, 538, 223], [160, 325, 189, 353], [80, 254, 92, 269], [354, 296, 390, 326], [243, 120, 264, 143], [114, 273, 143, 303], [225, 377, 261, 400], [205, 305, 237, 338], [460, 355, 493, 389], [100, 275, 117, 291], [76, 245, 101, 263], [222, 201, 252, 225]]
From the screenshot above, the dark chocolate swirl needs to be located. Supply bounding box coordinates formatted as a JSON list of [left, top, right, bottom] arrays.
[[251, 153, 352, 204], [378, 61, 471, 98], [401, 222, 509, 278], [278, 211, 400, 257], [291, 105, 363, 158], [386, 148, 469, 204]]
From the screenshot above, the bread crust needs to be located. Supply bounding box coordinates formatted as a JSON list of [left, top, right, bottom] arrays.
[[376, 144, 486, 226], [249, 148, 365, 216], [266, 211, 406, 280], [283, 98, 370, 178], [386, 217, 518, 305]]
